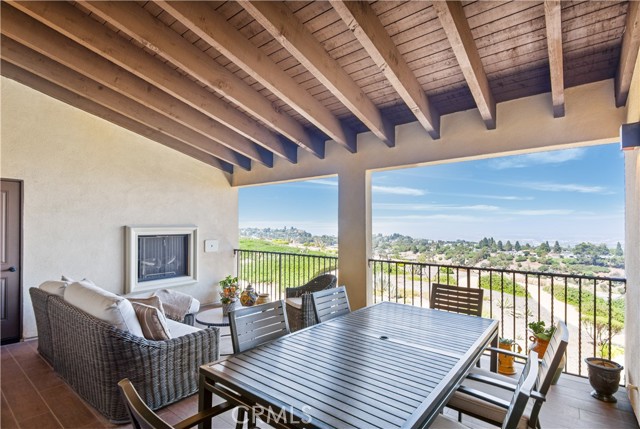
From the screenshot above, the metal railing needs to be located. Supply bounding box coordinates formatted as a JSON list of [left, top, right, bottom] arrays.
[[234, 249, 338, 300], [369, 258, 626, 381]]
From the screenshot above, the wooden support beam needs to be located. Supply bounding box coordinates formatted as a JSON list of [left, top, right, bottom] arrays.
[[156, 1, 356, 153], [7, 1, 300, 163], [544, 0, 565, 118], [0, 4, 272, 167], [330, 0, 440, 140], [0, 61, 234, 173], [615, 0, 640, 108], [241, 1, 394, 148], [0, 37, 252, 170], [432, 1, 496, 129]]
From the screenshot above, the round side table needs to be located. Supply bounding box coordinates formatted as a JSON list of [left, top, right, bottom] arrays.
[[196, 304, 240, 356]]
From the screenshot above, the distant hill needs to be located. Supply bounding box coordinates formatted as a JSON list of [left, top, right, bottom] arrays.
[[240, 227, 624, 277]]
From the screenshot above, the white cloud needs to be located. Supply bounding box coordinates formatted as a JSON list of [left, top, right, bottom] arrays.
[[307, 179, 338, 187], [522, 182, 608, 194], [489, 148, 585, 169], [372, 185, 426, 196], [509, 209, 575, 216], [375, 203, 499, 211]]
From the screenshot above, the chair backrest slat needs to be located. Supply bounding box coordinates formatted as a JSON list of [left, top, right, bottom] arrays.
[[502, 351, 539, 429], [430, 283, 484, 316], [229, 300, 290, 354], [311, 286, 351, 323]]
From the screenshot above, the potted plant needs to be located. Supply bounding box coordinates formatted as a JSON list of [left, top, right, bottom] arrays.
[[219, 275, 240, 316], [497, 338, 521, 375], [527, 321, 555, 358], [583, 317, 624, 403]]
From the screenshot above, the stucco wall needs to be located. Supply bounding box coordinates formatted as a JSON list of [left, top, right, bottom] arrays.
[[624, 54, 640, 421], [1, 77, 238, 339]]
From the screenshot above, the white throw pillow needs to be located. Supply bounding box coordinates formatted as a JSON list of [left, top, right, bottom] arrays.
[[64, 280, 144, 337], [39, 280, 68, 297]]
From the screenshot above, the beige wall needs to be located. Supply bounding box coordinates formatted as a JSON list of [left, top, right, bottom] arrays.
[[233, 79, 625, 310], [624, 54, 640, 420], [1, 77, 239, 339]]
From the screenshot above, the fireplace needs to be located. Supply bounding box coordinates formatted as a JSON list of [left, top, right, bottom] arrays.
[[125, 225, 198, 293]]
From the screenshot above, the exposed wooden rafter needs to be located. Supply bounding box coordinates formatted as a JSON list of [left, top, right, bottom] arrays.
[[544, 0, 565, 118], [156, 1, 356, 153], [81, 1, 316, 162], [0, 61, 234, 173], [330, 0, 440, 140], [240, 0, 395, 148], [0, 36, 252, 170], [432, 0, 497, 130], [615, 0, 640, 108], [0, 4, 273, 167]]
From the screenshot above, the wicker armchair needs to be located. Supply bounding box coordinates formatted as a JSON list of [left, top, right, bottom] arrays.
[[44, 294, 220, 423], [29, 288, 55, 365], [285, 274, 337, 332]]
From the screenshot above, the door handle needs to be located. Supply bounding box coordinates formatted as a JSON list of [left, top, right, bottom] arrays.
[[3, 266, 16, 272]]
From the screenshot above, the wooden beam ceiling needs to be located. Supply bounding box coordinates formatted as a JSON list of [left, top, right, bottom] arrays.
[[544, 0, 565, 118], [0, 1, 629, 174], [615, 0, 640, 108], [0, 61, 234, 173], [330, 0, 441, 140], [0, 36, 252, 170], [240, 1, 395, 148], [0, 4, 273, 168], [74, 0, 303, 163], [155, 1, 356, 153], [432, 0, 497, 130]]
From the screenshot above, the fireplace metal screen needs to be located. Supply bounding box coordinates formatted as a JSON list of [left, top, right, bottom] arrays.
[[137, 234, 189, 282]]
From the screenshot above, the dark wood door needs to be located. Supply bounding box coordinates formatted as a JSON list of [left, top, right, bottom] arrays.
[[1, 180, 22, 344]]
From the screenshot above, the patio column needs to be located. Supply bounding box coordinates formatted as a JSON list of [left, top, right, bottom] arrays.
[[337, 167, 372, 310], [624, 55, 640, 419]]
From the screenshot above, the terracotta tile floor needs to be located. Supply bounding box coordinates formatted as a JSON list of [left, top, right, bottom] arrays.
[[1, 334, 638, 429]]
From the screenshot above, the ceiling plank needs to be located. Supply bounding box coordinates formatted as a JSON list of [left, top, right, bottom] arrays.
[[7, 0, 299, 163], [241, 1, 395, 148], [81, 1, 312, 163], [0, 4, 273, 167], [0, 61, 234, 174], [615, 0, 640, 108], [330, 0, 440, 140], [156, 1, 356, 153], [544, 0, 565, 118], [0, 36, 252, 170], [432, 1, 497, 129]]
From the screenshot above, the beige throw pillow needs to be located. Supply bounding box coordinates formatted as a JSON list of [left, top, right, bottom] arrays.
[[128, 296, 165, 316], [132, 303, 172, 341]]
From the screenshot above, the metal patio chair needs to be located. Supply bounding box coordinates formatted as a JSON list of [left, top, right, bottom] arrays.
[[446, 321, 569, 428], [430, 283, 484, 316], [311, 285, 351, 323]]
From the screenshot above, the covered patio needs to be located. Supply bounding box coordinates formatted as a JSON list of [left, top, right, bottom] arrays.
[[1, 1, 639, 427]]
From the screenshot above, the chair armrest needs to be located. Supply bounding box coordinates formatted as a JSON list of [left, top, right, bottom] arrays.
[[486, 346, 527, 360], [466, 373, 517, 392], [174, 402, 235, 429], [457, 385, 510, 409]]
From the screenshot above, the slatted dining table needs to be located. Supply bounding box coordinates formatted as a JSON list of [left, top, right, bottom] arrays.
[[198, 301, 498, 429]]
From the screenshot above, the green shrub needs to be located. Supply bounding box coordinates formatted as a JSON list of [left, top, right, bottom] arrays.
[[479, 274, 530, 297]]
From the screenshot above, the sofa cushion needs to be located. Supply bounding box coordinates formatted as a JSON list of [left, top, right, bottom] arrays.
[[65, 281, 144, 337], [132, 302, 171, 340], [285, 297, 303, 309], [165, 318, 201, 338], [39, 280, 68, 297]]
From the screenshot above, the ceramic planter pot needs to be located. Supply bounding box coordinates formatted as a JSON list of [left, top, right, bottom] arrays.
[[585, 357, 623, 403]]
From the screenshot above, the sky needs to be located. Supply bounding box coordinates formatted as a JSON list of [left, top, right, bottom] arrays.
[[239, 143, 625, 246]]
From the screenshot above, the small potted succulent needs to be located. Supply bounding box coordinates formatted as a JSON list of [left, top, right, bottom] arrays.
[[528, 321, 555, 358], [219, 275, 240, 316]]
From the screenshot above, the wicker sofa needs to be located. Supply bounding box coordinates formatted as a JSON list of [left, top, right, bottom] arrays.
[[29, 286, 219, 423], [285, 274, 337, 331]]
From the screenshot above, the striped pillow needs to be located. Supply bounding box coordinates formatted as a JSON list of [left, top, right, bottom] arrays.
[[132, 303, 171, 341]]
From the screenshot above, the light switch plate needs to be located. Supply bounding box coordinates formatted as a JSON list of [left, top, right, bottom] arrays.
[[204, 239, 219, 253]]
